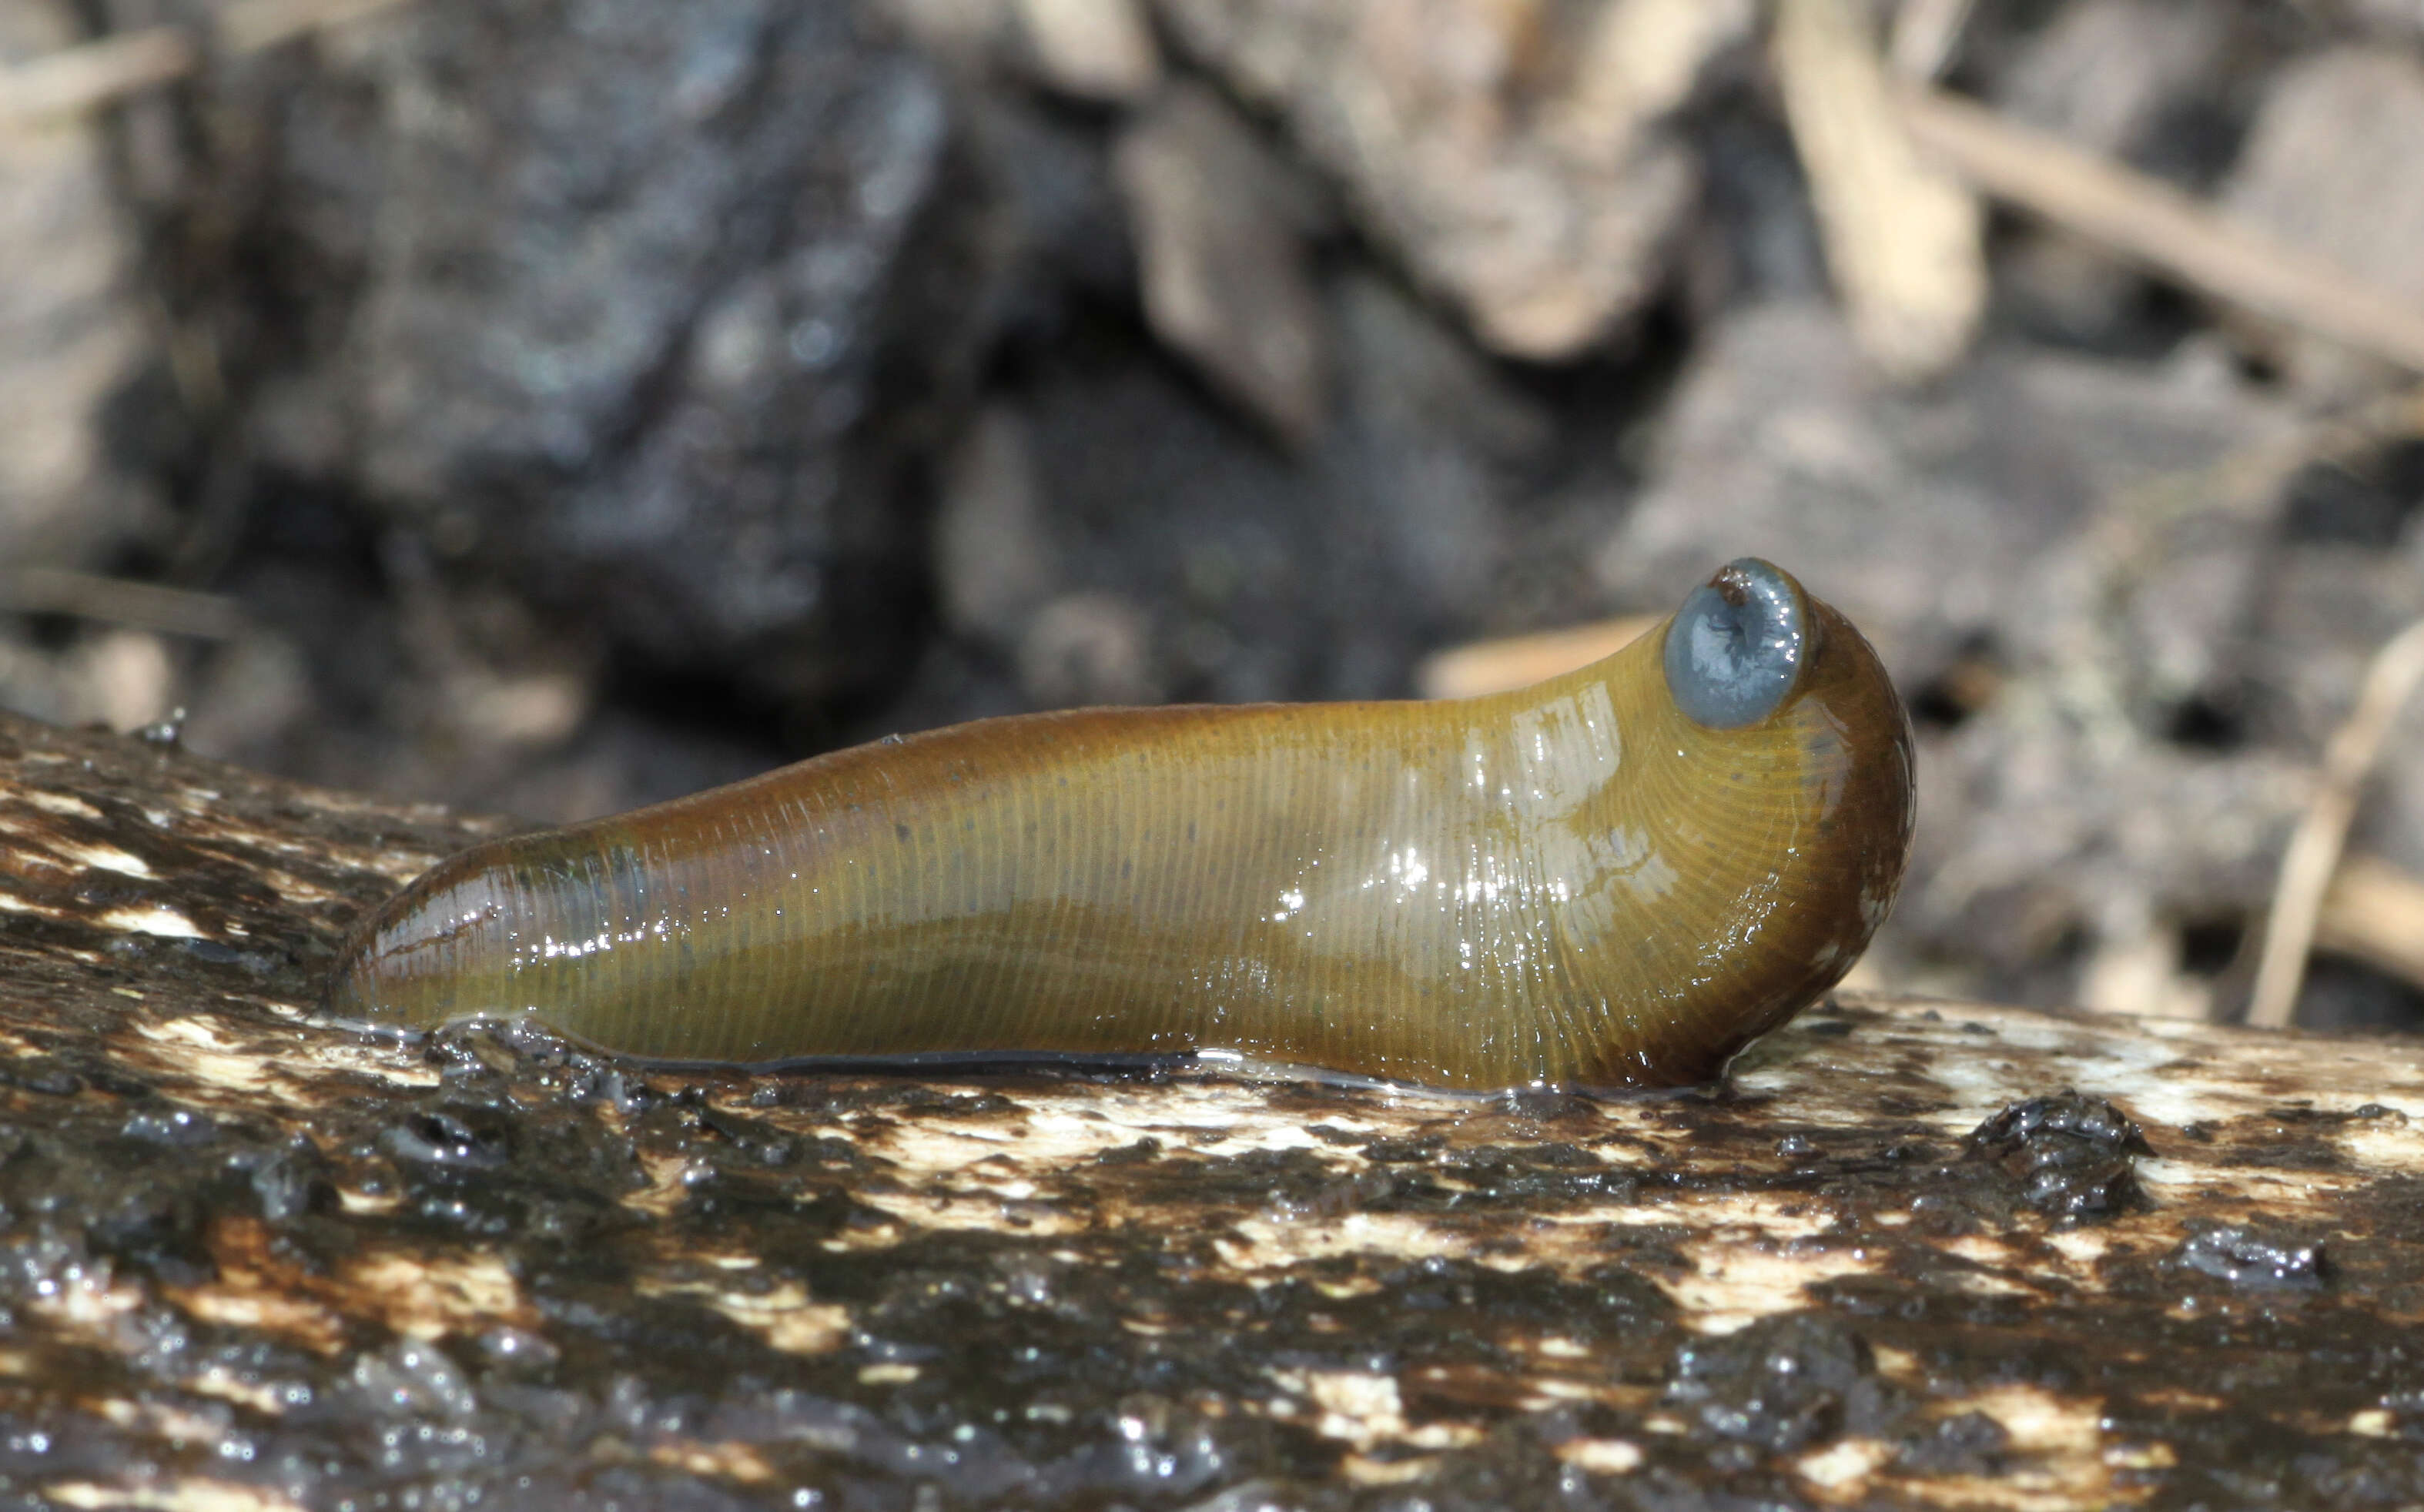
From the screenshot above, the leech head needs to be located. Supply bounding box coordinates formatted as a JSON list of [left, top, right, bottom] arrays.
[[1662, 557, 1812, 729]]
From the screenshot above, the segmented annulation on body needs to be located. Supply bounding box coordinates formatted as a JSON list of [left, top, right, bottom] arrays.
[[326, 559, 1914, 1090]]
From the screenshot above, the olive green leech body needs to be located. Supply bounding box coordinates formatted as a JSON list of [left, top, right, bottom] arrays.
[[328, 560, 1914, 1090]]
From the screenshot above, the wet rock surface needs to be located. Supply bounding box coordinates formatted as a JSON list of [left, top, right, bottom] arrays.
[[1964, 1089, 2152, 1222], [5, 711, 2424, 1510]]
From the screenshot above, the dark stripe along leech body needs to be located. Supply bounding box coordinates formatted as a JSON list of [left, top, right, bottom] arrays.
[[328, 559, 1915, 1090]]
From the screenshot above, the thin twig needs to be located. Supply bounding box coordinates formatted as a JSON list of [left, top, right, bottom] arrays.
[[0, 0, 410, 128], [0, 568, 245, 641], [1774, 0, 1986, 381], [0, 29, 193, 124], [217, 0, 413, 55], [1901, 86, 2424, 376], [1887, 0, 1974, 82], [2315, 854, 2424, 996], [2246, 617, 2424, 1029]]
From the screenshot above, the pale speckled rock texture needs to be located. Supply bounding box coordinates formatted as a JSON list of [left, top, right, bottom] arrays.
[[2, 708, 2423, 1510]]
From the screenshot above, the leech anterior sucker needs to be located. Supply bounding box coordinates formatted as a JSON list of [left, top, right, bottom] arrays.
[[326, 558, 1915, 1090]]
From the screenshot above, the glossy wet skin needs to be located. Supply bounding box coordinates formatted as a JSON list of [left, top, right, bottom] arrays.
[[327, 560, 1914, 1089]]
